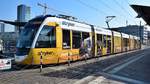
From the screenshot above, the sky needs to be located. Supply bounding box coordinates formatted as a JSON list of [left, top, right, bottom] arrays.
[[0, 0, 150, 32]]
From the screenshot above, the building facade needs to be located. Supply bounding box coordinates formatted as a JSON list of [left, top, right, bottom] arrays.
[[17, 4, 31, 32], [0, 4, 31, 57], [0, 23, 5, 32], [111, 25, 148, 44], [0, 32, 17, 56], [17, 4, 31, 22]]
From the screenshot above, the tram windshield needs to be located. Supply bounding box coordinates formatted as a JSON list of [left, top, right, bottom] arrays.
[[17, 21, 42, 48]]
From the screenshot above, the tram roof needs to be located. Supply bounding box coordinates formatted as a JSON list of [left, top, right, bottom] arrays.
[[121, 33, 129, 38], [95, 27, 112, 35], [113, 31, 121, 37], [33, 15, 131, 36], [45, 17, 92, 32], [133, 36, 140, 40], [30, 15, 55, 22]]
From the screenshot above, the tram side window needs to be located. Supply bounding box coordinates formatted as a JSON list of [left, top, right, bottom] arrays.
[[107, 35, 111, 47], [127, 39, 130, 46], [97, 34, 103, 47], [35, 25, 56, 48], [82, 32, 90, 48], [97, 34, 103, 55], [82, 32, 89, 40], [134, 39, 136, 48], [63, 29, 70, 49], [72, 31, 81, 49]]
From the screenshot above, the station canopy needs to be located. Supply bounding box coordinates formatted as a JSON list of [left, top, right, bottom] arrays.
[[131, 5, 150, 25]]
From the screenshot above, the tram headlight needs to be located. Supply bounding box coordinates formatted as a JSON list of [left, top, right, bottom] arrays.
[[15, 55, 27, 62]]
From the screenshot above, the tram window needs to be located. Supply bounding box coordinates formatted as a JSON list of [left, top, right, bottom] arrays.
[[123, 38, 128, 49], [97, 34, 103, 47], [62, 29, 70, 49], [103, 35, 107, 47], [107, 35, 111, 47], [35, 25, 56, 48], [97, 34, 103, 55], [82, 32, 89, 40], [72, 31, 81, 49], [127, 39, 130, 46], [134, 39, 136, 48], [82, 32, 90, 48], [97, 34, 102, 41]]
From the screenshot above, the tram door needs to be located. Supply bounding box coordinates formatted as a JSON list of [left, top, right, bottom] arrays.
[[80, 32, 91, 57], [107, 35, 111, 54], [122, 38, 128, 52], [103, 35, 107, 55], [97, 34, 103, 56]]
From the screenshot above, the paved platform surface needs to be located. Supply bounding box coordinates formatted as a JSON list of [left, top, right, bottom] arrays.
[[0, 48, 149, 84], [74, 48, 150, 84], [107, 49, 150, 83]]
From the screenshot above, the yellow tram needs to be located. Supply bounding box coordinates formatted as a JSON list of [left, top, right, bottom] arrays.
[[13, 15, 140, 65]]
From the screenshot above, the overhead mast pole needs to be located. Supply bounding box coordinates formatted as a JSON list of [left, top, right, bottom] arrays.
[[105, 16, 116, 29], [37, 3, 49, 15]]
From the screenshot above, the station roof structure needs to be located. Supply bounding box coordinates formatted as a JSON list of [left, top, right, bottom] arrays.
[[131, 5, 150, 25]]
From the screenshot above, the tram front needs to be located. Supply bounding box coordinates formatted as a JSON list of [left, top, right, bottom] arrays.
[[15, 15, 58, 65], [15, 17, 44, 64]]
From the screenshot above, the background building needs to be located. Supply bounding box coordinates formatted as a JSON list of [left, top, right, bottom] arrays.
[[0, 32, 17, 57], [0, 23, 5, 32], [17, 4, 30, 22], [147, 31, 150, 45], [111, 25, 148, 45], [0, 4, 31, 57], [17, 4, 31, 32]]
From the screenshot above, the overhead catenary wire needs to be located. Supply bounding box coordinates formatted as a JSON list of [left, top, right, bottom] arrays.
[[125, 0, 130, 5], [75, 0, 121, 27], [38, 1, 136, 28], [75, 0, 107, 15], [95, 0, 132, 26], [124, 0, 140, 24], [37, 1, 122, 28], [96, 0, 119, 14], [48, 6, 70, 15], [37, 2, 91, 24], [113, 0, 133, 18], [37, 3, 72, 16], [113, 0, 138, 25], [96, 0, 129, 20]]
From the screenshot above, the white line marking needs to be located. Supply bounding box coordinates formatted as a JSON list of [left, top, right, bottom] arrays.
[[109, 54, 145, 74], [97, 72, 148, 84], [103, 53, 145, 72], [108, 74, 148, 84], [74, 76, 95, 84], [88, 76, 106, 84]]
